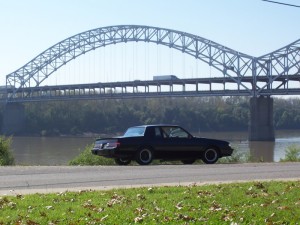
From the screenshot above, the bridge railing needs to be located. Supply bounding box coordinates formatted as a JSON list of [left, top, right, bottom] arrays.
[[2, 76, 300, 103]]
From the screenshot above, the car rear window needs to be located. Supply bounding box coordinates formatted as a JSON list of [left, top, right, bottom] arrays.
[[123, 127, 146, 137]]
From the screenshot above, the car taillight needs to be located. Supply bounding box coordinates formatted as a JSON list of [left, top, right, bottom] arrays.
[[94, 143, 102, 148], [105, 142, 120, 148]]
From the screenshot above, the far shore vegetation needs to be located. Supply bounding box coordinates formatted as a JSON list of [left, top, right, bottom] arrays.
[[0, 96, 299, 136], [0, 181, 299, 224]]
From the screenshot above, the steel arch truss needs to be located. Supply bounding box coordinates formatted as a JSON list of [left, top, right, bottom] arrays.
[[6, 25, 255, 96], [256, 39, 300, 95], [5, 25, 300, 98]]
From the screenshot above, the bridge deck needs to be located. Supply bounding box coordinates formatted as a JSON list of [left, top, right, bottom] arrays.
[[1, 75, 300, 102]]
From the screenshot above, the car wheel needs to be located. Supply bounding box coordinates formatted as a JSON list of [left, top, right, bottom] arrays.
[[181, 159, 196, 164], [114, 158, 131, 165], [202, 147, 219, 164], [136, 148, 153, 165]]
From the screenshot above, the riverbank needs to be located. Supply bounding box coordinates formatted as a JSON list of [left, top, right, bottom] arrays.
[[9, 130, 300, 165]]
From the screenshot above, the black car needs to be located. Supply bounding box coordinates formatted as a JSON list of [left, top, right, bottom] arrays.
[[91, 125, 233, 165]]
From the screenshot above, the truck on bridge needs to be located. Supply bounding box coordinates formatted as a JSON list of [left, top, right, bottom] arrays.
[[153, 75, 179, 80]]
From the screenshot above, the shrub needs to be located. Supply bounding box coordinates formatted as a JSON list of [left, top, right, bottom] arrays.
[[280, 145, 300, 162], [68, 144, 115, 165], [218, 148, 250, 163], [0, 136, 15, 166]]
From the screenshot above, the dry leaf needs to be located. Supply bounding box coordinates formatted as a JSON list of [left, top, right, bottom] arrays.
[[134, 216, 143, 223]]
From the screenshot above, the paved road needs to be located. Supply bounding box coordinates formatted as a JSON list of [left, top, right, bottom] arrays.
[[1, 163, 300, 195]]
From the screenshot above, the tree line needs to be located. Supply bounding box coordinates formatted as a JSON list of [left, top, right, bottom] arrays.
[[1, 96, 300, 136]]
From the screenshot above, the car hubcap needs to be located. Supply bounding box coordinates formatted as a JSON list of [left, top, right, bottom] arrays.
[[140, 149, 151, 163], [205, 149, 217, 162]]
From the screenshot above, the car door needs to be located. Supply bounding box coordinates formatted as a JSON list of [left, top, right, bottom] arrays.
[[159, 126, 198, 159]]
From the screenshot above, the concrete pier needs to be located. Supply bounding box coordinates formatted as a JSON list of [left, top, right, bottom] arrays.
[[1, 103, 25, 135], [249, 96, 275, 141]]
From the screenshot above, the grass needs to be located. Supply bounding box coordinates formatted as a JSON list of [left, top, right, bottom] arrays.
[[0, 181, 299, 224]]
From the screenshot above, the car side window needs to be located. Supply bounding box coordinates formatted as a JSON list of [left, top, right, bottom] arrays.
[[170, 128, 189, 138], [162, 127, 189, 138]]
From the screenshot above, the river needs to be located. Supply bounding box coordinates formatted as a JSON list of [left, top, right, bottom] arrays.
[[10, 130, 300, 165]]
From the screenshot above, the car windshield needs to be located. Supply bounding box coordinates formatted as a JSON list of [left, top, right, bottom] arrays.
[[123, 127, 146, 137]]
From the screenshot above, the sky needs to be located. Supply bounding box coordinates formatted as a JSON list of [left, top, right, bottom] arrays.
[[0, 0, 300, 86]]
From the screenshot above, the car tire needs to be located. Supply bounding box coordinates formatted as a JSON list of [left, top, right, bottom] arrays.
[[136, 147, 153, 165], [181, 159, 196, 164], [114, 158, 131, 165], [202, 147, 219, 164]]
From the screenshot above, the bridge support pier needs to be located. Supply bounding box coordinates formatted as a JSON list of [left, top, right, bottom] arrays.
[[1, 103, 25, 135], [249, 96, 275, 141]]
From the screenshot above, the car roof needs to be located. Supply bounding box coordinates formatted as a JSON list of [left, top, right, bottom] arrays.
[[130, 124, 180, 128]]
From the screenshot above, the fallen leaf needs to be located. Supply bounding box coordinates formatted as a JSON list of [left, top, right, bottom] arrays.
[[26, 220, 39, 225], [101, 214, 108, 221], [254, 182, 265, 189], [135, 207, 145, 214], [175, 201, 183, 210], [136, 194, 146, 200], [271, 199, 278, 204], [278, 206, 289, 210], [134, 216, 143, 223]]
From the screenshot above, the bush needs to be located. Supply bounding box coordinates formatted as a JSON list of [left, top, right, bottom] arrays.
[[280, 145, 300, 162], [68, 144, 115, 165], [218, 148, 250, 163], [0, 136, 15, 166]]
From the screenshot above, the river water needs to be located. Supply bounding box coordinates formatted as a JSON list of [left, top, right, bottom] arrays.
[[10, 130, 300, 165]]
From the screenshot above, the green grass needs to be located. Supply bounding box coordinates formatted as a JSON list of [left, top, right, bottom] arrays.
[[0, 181, 299, 224]]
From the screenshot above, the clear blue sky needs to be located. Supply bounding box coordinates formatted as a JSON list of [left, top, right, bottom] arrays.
[[1, 0, 300, 85]]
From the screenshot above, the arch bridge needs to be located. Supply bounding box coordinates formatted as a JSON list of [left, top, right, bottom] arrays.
[[2, 25, 300, 140]]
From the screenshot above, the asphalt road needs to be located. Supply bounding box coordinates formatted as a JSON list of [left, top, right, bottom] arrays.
[[1, 163, 300, 195]]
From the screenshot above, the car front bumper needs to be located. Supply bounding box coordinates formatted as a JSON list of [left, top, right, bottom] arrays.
[[222, 145, 234, 156], [91, 147, 131, 159], [91, 148, 116, 158]]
